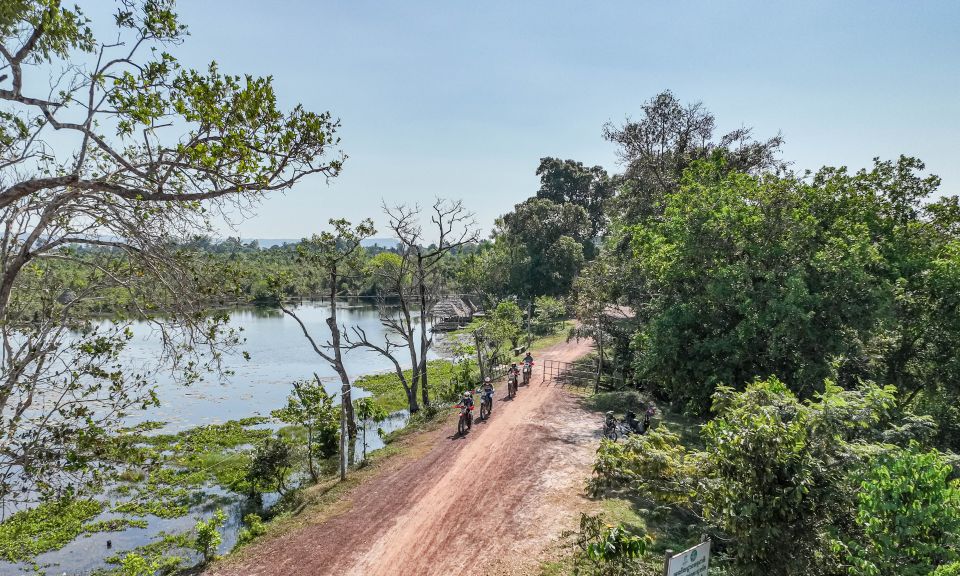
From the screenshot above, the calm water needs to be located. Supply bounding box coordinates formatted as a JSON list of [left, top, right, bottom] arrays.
[[3, 301, 439, 576], [127, 301, 436, 429]]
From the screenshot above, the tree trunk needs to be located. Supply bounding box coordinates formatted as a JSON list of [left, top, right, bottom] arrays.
[[594, 317, 604, 394], [339, 393, 347, 481], [474, 330, 486, 382], [417, 258, 431, 408], [328, 270, 357, 439], [307, 426, 317, 482]]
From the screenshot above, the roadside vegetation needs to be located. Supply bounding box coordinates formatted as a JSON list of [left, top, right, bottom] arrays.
[[2, 2, 959, 575]]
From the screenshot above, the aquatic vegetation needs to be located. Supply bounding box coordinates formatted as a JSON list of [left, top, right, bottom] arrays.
[[0, 499, 104, 562]]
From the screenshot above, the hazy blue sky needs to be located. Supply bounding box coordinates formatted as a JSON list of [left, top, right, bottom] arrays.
[[167, 1, 958, 238]]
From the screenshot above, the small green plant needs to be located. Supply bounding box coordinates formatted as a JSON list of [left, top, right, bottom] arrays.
[[236, 513, 267, 547], [193, 509, 226, 564], [115, 551, 165, 576], [569, 513, 647, 576], [354, 398, 388, 461], [245, 435, 294, 496]]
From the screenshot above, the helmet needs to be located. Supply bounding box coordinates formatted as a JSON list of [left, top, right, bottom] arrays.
[[484, 377, 491, 383], [462, 391, 471, 399], [605, 411, 614, 416], [511, 362, 517, 366]]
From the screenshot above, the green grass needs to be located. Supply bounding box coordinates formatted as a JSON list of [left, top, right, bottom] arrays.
[[353, 359, 466, 413]]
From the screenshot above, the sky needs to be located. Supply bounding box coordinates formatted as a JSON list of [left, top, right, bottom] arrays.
[[128, 1, 960, 238]]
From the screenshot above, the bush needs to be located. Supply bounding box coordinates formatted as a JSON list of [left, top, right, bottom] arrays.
[[568, 513, 647, 576], [838, 443, 960, 576], [587, 391, 647, 414], [236, 513, 267, 547], [245, 436, 294, 496], [192, 509, 226, 564]]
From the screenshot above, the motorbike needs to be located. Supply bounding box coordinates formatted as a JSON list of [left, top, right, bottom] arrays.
[[455, 401, 474, 435], [507, 372, 519, 399], [477, 387, 493, 420], [603, 416, 637, 442], [521, 362, 533, 386]]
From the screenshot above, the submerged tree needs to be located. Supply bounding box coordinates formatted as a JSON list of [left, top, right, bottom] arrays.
[[0, 1, 343, 508]]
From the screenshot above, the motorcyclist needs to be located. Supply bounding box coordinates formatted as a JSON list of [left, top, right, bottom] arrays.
[[624, 410, 642, 434], [461, 390, 475, 410], [478, 377, 494, 408], [522, 351, 534, 367], [507, 362, 520, 383]]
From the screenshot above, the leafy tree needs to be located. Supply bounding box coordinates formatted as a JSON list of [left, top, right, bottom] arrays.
[[603, 90, 782, 221], [494, 198, 591, 296], [245, 436, 294, 497], [532, 295, 565, 336], [536, 157, 615, 237], [627, 155, 960, 414], [271, 376, 341, 482], [0, 1, 342, 508], [271, 218, 374, 479]]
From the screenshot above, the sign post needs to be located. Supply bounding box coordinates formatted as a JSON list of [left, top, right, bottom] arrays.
[[663, 541, 710, 576]]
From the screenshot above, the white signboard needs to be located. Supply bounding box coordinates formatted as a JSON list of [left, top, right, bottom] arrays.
[[666, 541, 710, 576]]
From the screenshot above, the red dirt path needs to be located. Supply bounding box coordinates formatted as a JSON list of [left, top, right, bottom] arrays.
[[206, 337, 598, 576]]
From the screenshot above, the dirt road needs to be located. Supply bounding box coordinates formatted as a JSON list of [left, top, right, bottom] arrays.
[[208, 337, 598, 576]]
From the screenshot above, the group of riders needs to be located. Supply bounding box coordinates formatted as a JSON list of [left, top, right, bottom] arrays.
[[454, 351, 656, 438], [456, 351, 534, 434]]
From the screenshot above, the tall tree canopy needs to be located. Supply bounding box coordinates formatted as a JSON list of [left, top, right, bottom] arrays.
[[535, 157, 614, 238], [604, 90, 783, 222]]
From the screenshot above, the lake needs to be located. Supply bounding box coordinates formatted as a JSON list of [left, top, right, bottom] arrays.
[[0, 301, 441, 576]]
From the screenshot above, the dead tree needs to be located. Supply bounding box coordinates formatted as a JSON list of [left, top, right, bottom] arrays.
[[346, 199, 478, 412]]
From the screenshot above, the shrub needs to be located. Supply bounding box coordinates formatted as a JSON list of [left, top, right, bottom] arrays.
[[193, 509, 226, 564]]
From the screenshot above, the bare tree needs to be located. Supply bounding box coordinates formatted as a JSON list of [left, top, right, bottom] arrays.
[[347, 199, 478, 412], [272, 219, 374, 480], [0, 2, 343, 508]]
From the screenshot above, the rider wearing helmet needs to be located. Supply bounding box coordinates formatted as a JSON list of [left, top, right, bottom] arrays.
[[522, 351, 534, 367], [461, 390, 475, 409], [478, 376, 494, 409], [508, 362, 520, 381]]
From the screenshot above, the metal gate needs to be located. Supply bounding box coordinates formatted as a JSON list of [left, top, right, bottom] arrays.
[[540, 359, 623, 389]]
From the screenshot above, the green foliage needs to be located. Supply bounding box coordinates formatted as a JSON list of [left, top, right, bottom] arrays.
[[536, 157, 615, 238], [236, 513, 267, 547], [625, 154, 960, 418], [272, 378, 341, 480], [354, 360, 464, 413], [245, 436, 294, 496], [192, 509, 226, 564], [591, 378, 944, 576], [0, 498, 103, 562], [532, 295, 566, 335], [569, 513, 647, 576], [838, 443, 960, 575]]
